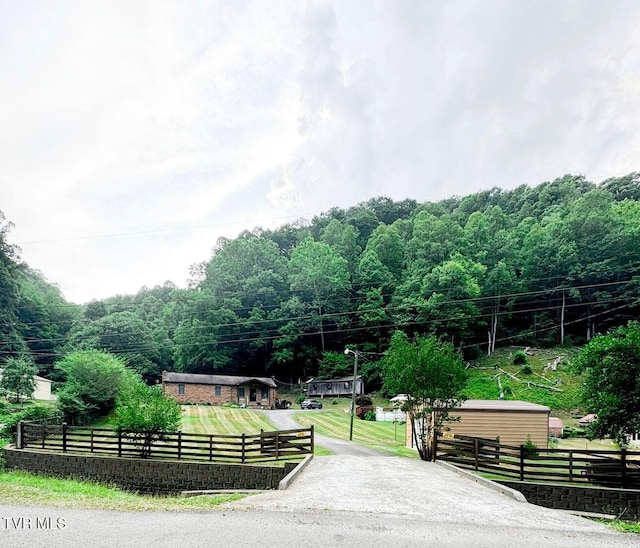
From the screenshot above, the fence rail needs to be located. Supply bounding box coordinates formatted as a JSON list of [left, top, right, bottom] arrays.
[[17, 419, 313, 464], [437, 435, 640, 489]]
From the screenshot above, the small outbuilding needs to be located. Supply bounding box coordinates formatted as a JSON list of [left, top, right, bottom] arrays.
[[406, 399, 551, 450], [548, 417, 564, 437], [162, 371, 278, 408], [578, 413, 597, 428]]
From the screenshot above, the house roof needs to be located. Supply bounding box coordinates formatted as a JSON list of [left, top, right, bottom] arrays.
[[305, 376, 363, 383], [162, 372, 277, 388], [454, 399, 550, 412], [549, 417, 564, 428]]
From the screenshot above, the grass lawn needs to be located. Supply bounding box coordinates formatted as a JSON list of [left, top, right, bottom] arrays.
[[293, 410, 418, 458], [0, 471, 244, 511], [180, 405, 276, 435]]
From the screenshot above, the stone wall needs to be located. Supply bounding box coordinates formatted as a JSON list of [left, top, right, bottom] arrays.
[[498, 480, 640, 520], [3, 446, 298, 494]]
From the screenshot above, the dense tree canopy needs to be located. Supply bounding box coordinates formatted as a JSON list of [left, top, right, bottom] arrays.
[[1, 172, 640, 392]]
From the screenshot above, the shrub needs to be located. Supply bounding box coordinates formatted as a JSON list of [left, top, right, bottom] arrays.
[[522, 434, 539, 458], [364, 410, 377, 421], [0, 404, 57, 439], [521, 365, 533, 375], [296, 395, 306, 405], [513, 350, 528, 365]]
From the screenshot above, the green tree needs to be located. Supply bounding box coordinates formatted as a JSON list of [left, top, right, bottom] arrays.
[[112, 373, 181, 458], [383, 332, 468, 461], [56, 349, 129, 423], [317, 351, 350, 379], [289, 238, 351, 352], [65, 311, 162, 380], [0, 357, 37, 404], [573, 322, 640, 445]]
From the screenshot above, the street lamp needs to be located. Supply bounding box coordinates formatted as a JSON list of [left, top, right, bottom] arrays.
[[344, 347, 359, 441]]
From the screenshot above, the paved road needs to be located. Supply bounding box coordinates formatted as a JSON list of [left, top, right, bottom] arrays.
[[1, 457, 635, 547], [1, 411, 637, 547], [262, 409, 389, 456]]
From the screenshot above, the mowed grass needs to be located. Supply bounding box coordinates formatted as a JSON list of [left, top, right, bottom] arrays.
[[293, 410, 418, 458], [180, 405, 276, 435]]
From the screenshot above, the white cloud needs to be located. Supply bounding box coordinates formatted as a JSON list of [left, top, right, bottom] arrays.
[[1, 0, 639, 302]]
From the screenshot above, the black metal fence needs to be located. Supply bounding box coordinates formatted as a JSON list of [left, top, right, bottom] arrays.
[[17, 418, 313, 464], [437, 435, 640, 489]]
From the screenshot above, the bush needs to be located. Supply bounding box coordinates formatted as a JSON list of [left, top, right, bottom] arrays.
[[364, 410, 376, 421], [513, 350, 528, 365], [296, 395, 306, 405], [521, 365, 533, 375], [522, 434, 539, 458], [0, 404, 58, 439]]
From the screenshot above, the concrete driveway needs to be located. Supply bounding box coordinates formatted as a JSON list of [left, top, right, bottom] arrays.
[[262, 409, 388, 456]]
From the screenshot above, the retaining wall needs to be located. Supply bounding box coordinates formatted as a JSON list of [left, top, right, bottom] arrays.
[[3, 446, 297, 494], [498, 480, 640, 520]]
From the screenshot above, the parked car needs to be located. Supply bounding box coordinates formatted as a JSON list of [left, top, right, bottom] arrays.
[[300, 399, 323, 409], [275, 399, 291, 409]]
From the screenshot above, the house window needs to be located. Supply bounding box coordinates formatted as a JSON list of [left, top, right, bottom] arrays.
[[237, 387, 245, 398], [215, 385, 221, 397], [261, 389, 269, 399], [178, 384, 185, 395]]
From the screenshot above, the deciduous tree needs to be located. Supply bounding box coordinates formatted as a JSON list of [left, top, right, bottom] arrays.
[[573, 321, 640, 444], [383, 332, 468, 461]]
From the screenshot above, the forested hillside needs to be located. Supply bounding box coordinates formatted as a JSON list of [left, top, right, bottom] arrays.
[[1, 172, 639, 388]]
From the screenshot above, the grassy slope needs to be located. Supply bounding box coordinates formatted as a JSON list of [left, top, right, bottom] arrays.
[[463, 346, 585, 423]]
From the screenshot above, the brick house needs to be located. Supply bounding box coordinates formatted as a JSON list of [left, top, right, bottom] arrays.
[[162, 371, 278, 408]]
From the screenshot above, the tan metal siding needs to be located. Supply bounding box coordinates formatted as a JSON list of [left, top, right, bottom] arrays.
[[406, 408, 550, 449], [444, 410, 549, 448]]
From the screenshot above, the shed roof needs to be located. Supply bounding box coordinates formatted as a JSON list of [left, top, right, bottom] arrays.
[[162, 372, 277, 388], [455, 399, 550, 412]]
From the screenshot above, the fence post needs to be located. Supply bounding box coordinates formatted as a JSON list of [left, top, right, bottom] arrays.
[[209, 435, 214, 462], [16, 420, 24, 449], [275, 431, 280, 460], [241, 433, 246, 463], [62, 423, 68, 453], [118, 431, 122, 457], [310, 426, 314, 454], [41, 424, 46, 449], [519, 445, 525, 481], [90, 429, 94, 453], [568, 451, 573, 482], [177, 431, 182, 460], [621, 448, 627, 489], [474, 437, 479, 470]]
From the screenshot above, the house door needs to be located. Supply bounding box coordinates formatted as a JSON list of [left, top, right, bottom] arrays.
[[250, 388, 257, 402]]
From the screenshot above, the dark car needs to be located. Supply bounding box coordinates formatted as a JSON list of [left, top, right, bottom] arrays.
[[300, 399, 323, 409], [275, 399, 291, 409]]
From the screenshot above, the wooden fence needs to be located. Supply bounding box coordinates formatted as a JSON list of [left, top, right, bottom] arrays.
[[17, 419, 313, 464], [437, 435, 640, 489]]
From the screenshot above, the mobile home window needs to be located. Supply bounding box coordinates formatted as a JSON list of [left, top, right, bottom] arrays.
[[237, 387, 245, 398], [215, 385, 221, 397], [178, 384, 185, 395], [261, 389, 269, 399]]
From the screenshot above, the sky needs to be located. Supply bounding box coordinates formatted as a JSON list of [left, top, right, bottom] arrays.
[[1, 0, 639, 304]]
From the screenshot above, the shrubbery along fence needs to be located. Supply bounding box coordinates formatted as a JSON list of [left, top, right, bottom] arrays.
[[16, 418, 313, 464]]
